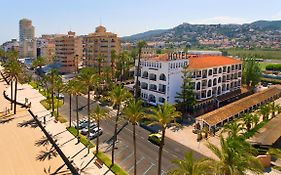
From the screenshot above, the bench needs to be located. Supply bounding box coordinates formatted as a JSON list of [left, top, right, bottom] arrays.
[[94, 158, 103, 169]]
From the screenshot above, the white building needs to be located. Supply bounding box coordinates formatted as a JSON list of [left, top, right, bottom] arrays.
[[136, 53, 242, 106], [136, 52, 188, 105]]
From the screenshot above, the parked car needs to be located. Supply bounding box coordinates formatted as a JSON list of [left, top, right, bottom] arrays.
[[75, 120, 88, 129], [89, 128, 103, 140], [80, 123, 98, 135], [148, 133, 162, 146], [56, 93, 64, 99]]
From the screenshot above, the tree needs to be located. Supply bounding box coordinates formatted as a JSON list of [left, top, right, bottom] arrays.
[[123, 100, 145, 175], [117, 51, 130, 81], [258, 104, 270, 121], [111, 50, 117, 80], [222, 122, 246, 139], [242, 58, 261, 88], [54, 76, 63, 120], [3, 55, 22, 114], [90, 104, 107, 154], [268, 102, 279, 118], [32, 56, 45, 69], [148, 102, 181, 175], [109, 85, 132, 165], [175, 66, 196, 115], [46, 69, 59, 117], [78, 67, 98, 153], [135, 41, 147, 99], [168, 152, 212, 175], [97, 54, 104, 76], [206, 136, 263, 175], [64, 79, 77, 128], [242, 113, 259, 131]]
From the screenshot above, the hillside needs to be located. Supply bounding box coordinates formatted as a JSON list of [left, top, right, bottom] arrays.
[[121, 20, 281, 48]]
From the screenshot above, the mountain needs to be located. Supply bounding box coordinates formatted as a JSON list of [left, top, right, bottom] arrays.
[[122, 29, 168, 41], [121, 20, 281, 48]]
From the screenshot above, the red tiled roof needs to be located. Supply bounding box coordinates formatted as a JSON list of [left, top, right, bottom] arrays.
[[188, 55, 241, 69]]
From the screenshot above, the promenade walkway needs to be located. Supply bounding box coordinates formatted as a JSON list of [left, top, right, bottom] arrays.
[[5, 82, 113, 175]]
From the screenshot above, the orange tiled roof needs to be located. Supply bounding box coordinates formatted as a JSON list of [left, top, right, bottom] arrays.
[[143, 54, 169, 61], [188, 55, 241, 69]]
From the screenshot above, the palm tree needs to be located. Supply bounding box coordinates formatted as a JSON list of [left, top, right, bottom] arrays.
[[135, 41, 147, 100], [3, 53, 22, 114], [32, 56, 45, 69], [78, 67, 98, 153], [148, 102, 181, 175], [64, 79, 77, 128], [118, 51, 130, 81], [54, 76, 63, 120], [242, 113, 259, 131], [268, 102, 278, 118], [206, 136, 263, 175], [222, 121, 245, 139], [123, 100, 145, 175], [72, 78, 83, 142], [46, 69, 59, 117], [97, 54, 103, 76], [109, 85, 132, 165], [258, 104, 270, 120], [168, 152, 212, 175], [110, 50, 117, 80], [268, 148, 281, 159], [90, 104, 106, 154]]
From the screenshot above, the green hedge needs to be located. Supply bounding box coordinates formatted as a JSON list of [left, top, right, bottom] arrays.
[[40, 99, 63, 110], [261, 77, 281, 84], [67, 127, 94, 148], [96, 152, 128, 175], [265, 64, 281, 71]]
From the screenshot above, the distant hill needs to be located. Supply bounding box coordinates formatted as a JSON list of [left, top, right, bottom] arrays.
[[122, 29, 168, 41], [121, 20, 281, 48]]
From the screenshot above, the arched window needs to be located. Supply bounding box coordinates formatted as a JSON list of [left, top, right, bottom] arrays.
[[158, 97, 165, 103], [208, 69, 213, 76], [208, 79, 212, 87], [159, 74, 166, 81], [213, 78, 217, 86], [218, 77, 222, 83], [141, 82, 148, 90], [149, 73, 157, 81], [218, 67, 222, 73], [142, 71, 148, 78], [207, 90, 212, 97], [196, 82, 201, 90], [217, 86, 221, 95]]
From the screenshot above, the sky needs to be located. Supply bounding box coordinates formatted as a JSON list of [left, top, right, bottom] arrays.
[[1, 0, 281, 43]]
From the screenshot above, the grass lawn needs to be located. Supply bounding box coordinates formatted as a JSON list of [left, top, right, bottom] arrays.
[[67, 127, 94, 148], [226, 48, 281, 60], [259, 62, 280, 71], [40, 99, 64, 110]]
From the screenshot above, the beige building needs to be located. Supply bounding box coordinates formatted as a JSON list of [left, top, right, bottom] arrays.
[[84, 25, 120, 68], [55, 31, 82, 74], [41, 43, 55, 63], [19, 18, 36, 58]]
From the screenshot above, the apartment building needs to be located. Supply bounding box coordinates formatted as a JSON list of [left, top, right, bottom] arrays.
[[55, 31, 82, 74], [136, 52, 242, 106], [19, 18, 36, 58], [84, 25, 120, 67]]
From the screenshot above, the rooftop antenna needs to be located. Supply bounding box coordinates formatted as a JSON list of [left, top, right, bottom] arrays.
[[99, 17, 102, 26]]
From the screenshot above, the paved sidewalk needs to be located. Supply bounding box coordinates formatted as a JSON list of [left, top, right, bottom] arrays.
[[6, 83, 113, 175], [165, 126, 218, 160]]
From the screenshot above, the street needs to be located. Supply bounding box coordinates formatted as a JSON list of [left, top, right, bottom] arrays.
[[59, 94, 204, 175]]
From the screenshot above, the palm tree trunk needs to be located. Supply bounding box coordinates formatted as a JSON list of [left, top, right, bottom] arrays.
[[87, 89, 90, 154], [76, 95, 79, 143], [51, 86, 54, 117], [134, 51, 141, 100], [69, 94, 72, 128], [158, 128, 166, 175], [133, 123, 137, 175], [13, 78, 17, 114], [96, 120, 100, 154], [56, 89, 59, 119], [10, 80, 13, 110], [112, 104, 120, 165]]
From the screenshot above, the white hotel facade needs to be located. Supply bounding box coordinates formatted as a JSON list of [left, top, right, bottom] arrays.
[[135, 52, 242, 106]]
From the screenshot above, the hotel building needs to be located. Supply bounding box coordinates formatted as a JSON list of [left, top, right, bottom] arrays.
[[55, 31, 82, 74], [135, 52, 242, 106], [84, 25, 120, 68]]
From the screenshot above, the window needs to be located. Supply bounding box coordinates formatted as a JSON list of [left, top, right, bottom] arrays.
[[196, 82, 201, 90], [213, 78, 217, 86], [208, 79, 212, 87], [159, 74, 166, 81], [149, 95, 156, 103], [159, 97, 165, 103], [149, 73, 157, 81], [219, 67, 222, 73], [218, 77, 222, 83], [142, 71, 148, 78], [208, 69, 213, 76]]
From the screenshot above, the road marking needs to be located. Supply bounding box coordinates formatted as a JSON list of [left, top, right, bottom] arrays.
[[127, 156, 145, 173], [115, 145, 129, 156], [142, 162, 155, 175], [119, 152, 133, 165]]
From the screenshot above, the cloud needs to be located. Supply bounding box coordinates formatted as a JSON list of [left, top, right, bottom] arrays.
[[190, 16, 251, 25]]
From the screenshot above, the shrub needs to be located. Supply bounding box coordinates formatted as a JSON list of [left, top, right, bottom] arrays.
[[265, 64, 281, 71]]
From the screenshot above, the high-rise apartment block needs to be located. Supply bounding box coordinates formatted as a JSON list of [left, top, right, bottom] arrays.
[[84, 25, 120, 68], [55, 31, 82, 74], [19, 18, 36, 58]]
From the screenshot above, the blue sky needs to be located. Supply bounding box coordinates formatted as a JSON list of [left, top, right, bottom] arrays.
[[1, 0, 281, 43]]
